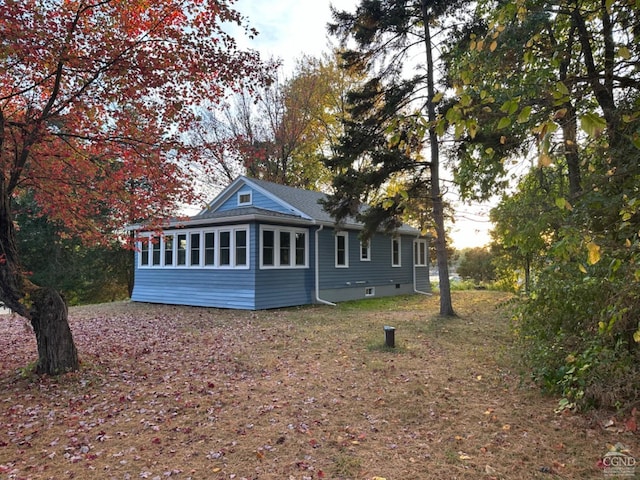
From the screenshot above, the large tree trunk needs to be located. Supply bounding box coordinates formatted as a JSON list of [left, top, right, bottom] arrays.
[[29, 287, 79, 375], [422, 1, 455, 317], [1, 178, 79, 376]]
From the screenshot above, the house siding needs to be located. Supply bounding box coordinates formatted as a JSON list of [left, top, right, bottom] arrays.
[[131, 224, 259, 310], [216, 186, 299, 216], [130, 177, 431, 310], [316, 228, 428, 303]]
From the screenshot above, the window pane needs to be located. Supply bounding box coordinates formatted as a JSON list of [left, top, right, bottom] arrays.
[[152, 239, 161, 265], [205, 232, 215, 265], [360, 240, 369, 261], [219, 231, 230, 265], [295, 232, 305, 266], [336, 234, 346, 266], [164, 235, 174, 266], [262, 230, 274, 266], [280, 231, 290, 266], [141, 241, 149, 266], [235, 230, 247, 266], [392, 238, 400, 266], [177, 234, 187, 265], [190, 233, 200, 265]]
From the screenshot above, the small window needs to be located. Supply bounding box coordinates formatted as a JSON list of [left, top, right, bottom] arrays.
[[336, 232, 349, 268], [190, 232, 201, 266], [414, 239, 427, 266], [164, 235, 174, 266], [219, 231, 231, 266], [204, 232, 215, 266], [235, 230, 247, 266], [151, 238, 161, 266], [391, 237, 401, 267], [365, 287, 375, 297], [177, 234, 187, 266], [280, 231, 291, 266], [360, 239, 371, 261], [238, 191, 252, 206], [262, 230, 275, 266], [295, 232, 306, 266], [140, 239, 150, 266]]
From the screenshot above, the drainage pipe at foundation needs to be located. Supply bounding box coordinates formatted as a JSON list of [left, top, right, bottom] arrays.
[[315, 225, 336, 306]]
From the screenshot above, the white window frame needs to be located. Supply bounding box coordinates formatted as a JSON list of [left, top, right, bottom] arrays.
[[414, 239, 427, 266], [238, 191, 252, 206], [138, 225, 250, 269], [360, 239, 371, 261], [335, 232, 349, 268], [365, 286, 375, 297], [260, 225, 308, 269], [391, 236, 401, 267]]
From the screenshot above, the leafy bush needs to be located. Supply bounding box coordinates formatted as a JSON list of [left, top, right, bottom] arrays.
[[514, 251, 640, 411]]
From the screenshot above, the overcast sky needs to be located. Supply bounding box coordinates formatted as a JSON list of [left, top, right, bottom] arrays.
[[233, 0, 358, 71]]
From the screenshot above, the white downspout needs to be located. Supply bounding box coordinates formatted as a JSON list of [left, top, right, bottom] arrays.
[[315, 225, 336, 306], [413, 238, 433, 296]]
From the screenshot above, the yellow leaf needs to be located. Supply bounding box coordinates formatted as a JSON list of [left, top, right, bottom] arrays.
[[502, 424, 511, 431], [618, 46, 631, 60], [212, 467, 222, 473], [490, 40, 498, 52], [633, 329, 640, 343], [372, 477, 387, 480], [500, 135, 506, 145], [579, 263, 587, 274], [539, 153, 552, 167], [476, 39, 484, 51], [587, 242, 601, 265]]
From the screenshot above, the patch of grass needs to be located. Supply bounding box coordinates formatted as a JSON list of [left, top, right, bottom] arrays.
[[333, 453, 363, 478], [0, 291, 635, 480]]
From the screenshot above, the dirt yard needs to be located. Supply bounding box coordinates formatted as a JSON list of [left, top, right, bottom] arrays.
[[0, 291, 637, 479]]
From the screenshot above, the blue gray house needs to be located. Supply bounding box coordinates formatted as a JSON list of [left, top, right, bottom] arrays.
[[130, 176, 431, 310]]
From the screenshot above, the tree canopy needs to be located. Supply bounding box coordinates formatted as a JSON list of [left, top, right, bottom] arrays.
[[0, 0, 268, 373]]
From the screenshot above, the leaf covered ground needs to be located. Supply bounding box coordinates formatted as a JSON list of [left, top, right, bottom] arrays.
[[0, 291, 637, 479]]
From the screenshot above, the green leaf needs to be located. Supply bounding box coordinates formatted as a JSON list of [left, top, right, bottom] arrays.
[[459, 93, 473, 107], [432, 91, 444, 104], [580, 112, 607, 137], [497, 116, 511, 129], [517, 106, 532, 124], [500, 99, 519, 115], [618, 46, 631, 60]]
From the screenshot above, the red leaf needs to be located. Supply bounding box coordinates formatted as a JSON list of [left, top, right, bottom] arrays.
[[625, 416, 637, 432], [152, 437, 161, 444]]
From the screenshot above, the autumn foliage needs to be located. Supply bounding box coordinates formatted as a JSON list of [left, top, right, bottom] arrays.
[[0, 0, 268, 372]]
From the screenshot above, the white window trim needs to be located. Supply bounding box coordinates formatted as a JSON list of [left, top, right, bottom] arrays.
[[360, 239, 371, 261], [238, 191, 252, 206], [414, 239, 427, 266], [335, 231, 349, 268], [259, 225, 309, 269], [391, 236, 401, 267], [138, 225, 250, 270]]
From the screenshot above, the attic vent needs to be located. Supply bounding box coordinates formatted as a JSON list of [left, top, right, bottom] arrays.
[[238, 192, 252, 206]]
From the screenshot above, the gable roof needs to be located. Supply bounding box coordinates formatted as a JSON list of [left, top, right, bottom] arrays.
[[192, 176, 422, 235]]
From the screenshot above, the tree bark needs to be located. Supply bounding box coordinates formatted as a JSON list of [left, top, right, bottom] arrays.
[[1, 172, 79, 375], [29, 287, 79, 375], [422, 0, 455, 317]]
